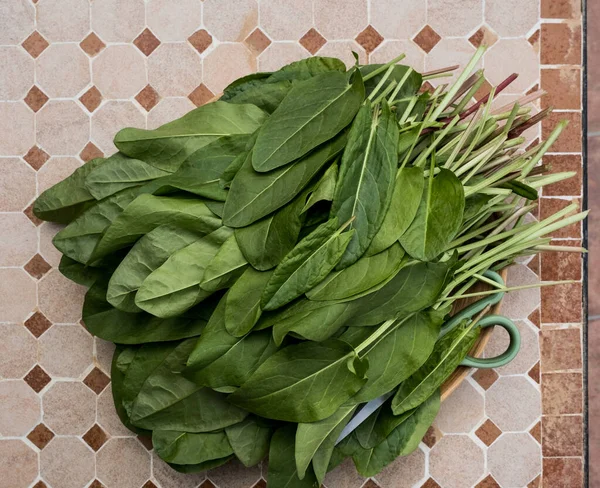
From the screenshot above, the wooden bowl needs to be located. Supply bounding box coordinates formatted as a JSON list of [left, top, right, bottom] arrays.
[[440, 268, 508, 401]]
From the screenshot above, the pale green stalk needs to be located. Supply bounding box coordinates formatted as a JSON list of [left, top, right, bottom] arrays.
[[362, 53, 406, 81], [368, 65, 395, 100], [387, 67, 414, 103], [521, 120, 568, 177], [413, 116, 460, 167]]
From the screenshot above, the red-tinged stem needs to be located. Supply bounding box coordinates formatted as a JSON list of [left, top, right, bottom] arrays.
[[508, 106, 553, 138], [459, 73, 519, 120], [422, 65, 460, 77]]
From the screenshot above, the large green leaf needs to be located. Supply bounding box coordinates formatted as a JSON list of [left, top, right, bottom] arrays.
[[367, 166, 424, 255], [34, 158, 104, 223], [225, 267, 273, 337], [128, 338, 247, 431], [184, 293, 278, 392], [392, 321, 480, 415], [331, 100, 398, 268], [82, 281, 211, 344], [261, 218, 353, 311], [352, 308, 446, 403], [110, 346, 149, 435], [53, 185, 144, 265], [233, 186, 307, 271], [135, 227, 231, 318], [154, 134, 249, 201], [185, 328, 278, 392], [350, 259, 455, 326], [353, 391, 440, 477], [225, 80, 293, 114], [271, 301, 353, 346], [91, 195, 222, 261], [85, 153, 170, 200], [107, 225, 204, 313], [200, 233, 248, 292], [168, 457, 234, 473], [306, 243, 405, 301], [267, 57, 347, 83], [153, 430, 233, 466], [58, 255, 106, 287], [302, 162, 338, 213], [268, 425, 319, 488], [114, 101, 266, 171], [399, 168, 465, 261], [225, 416, 272, 467], [223, 134, 346, 227], [295, 403, 357, 483], [252, 71, 364, 172], [229, 339, 367, 423]]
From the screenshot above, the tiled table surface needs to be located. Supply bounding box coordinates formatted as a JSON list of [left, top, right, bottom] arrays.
[[0, 1, 585, 487]]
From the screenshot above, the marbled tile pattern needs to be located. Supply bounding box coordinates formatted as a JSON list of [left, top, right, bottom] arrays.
[[0, 0, 584, 487]]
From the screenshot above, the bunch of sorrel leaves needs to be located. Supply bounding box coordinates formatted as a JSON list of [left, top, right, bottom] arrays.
[[34, 47, 586, 486]]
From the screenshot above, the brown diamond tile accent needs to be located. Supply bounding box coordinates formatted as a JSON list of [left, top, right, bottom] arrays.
[[142, 482, 158, 488], [356, 25, 384, 54], [472, 368, 499, 390], [24, 146, 50, 170], [80, 87, 102, 112], [528, 308, 541, 328], [528, 475, 541, 488], [189, 84, 215, 107], [527, 254, 540, 276], [83, 424, 108, 451], [300, 28, 327, 54], [199, 481, 217, 488], [24, 86, 49, 113], [530, 420, 542, 443], [137, 434, 153, 450], [469, 25, 498, 48], [362, 481, 380, 488], [188, 29, 213, 54], [80, 33, 106, 57], [529, 361, 541, 383], [89, 481, 105, 488], [421, 479, 442, 488], [27, 423, 55, 449], [24, 204, 43, 226], [22, 31, 49, 58], [528, 29, 540, 50], [245, 28, 271, 55], [413, 25, 441, 54], [422, 425, 443, 448], [475, 475, 501, 488], [24, 365, 51, 392], [475, 419, 502, 446], [419, 81, 435, 94], [83, 367, 110, 394], [32, 482, 48, 488], [24, 312, 52, 338], [136, 85, 160, 112], [134, 28, 161, 56], [24, 254, 52, 280], [80, 142, 104, 163], [252, 481, 267, 488]]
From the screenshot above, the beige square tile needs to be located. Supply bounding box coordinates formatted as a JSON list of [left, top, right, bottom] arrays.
[[428, 0, 483, 37], [0, 440, 38, 488], [97, 438, 151, 488], [314, 0, 368, 40], [258, 42, 310, 72], [36, 101, 90, 156], [38, 270, 87, 323], [0, 269, 36, 322], [0, 0, 34, 45], [41, 437, 95, 488], [0, 324, 37, 379], [37, 0, 90, 42], [39, 324, 93, 378], [147, 43, 203, 97], [43, 381, 96, 435], [92, 0, 146, 43], [260, 0, 313, 41], [203, 43, 257, 94], [204, 0, 258, 42], [0, 102, 35, 156], [430, 435, 485, 488], [0, 46, 34, 101], [486, 0, 539, 37], [488, 434, 541, 487], [93, 45, 148, 99], [147, 0, 202, 42], [36, 44, 91, 98], [92, 101, 146, 154], [0, 380, 41, 436], [147, 97, 196, 130], [0, 213, 37, 266], [371, 0, 427, 40]]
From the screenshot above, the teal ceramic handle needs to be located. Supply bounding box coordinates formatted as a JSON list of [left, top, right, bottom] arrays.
[[460, 314, 521, 369]]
